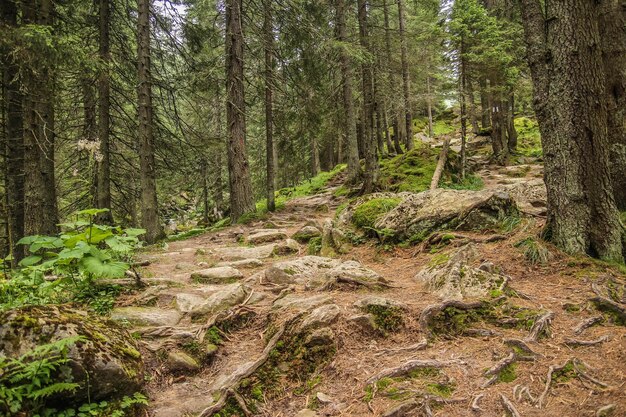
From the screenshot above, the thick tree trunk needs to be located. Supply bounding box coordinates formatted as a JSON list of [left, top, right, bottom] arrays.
[[336, 0, 360, 183], [506, 93, 518, 152], [598, 0, 626, 210], [383, 0, 400, 155], [490, 94, 508, 164], [214, 89, 224, 215], [97, 0, 114, 224], [392, 117, 402, 154], [225, 0, 255, 221], [137, 0, 164, 242], [358, 0, 378, 194], [1, 0, 24, 264], [520, 0, 623, 261], [467, 78, 480, 134], [263, 0, 275, 211], [397, 0, 413, 150], [373, 64, 385, 156], [82, 76, 98, 202], [22, 0, 58, 237]]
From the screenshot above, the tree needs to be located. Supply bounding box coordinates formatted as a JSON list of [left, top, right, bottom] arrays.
[[520, 0, 623, 261], [397, 0, 413, 151], [263, 0, 276, 212], [0, 0, 24, 264], [225, 0, 255, 221], [598, 1, 626, 210], [336, 0, 360, 183], [137, 0, 164, 242], [97, 0, 114, 224]]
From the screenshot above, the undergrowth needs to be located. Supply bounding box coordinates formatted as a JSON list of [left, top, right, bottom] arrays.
[[514, 117, 542, 158]]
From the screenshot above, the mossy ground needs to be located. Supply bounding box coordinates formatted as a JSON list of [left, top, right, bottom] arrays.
[[363, 304, 404, 334], [379, 147, 438, 193], [514, 117, 542, 159], [352, 198, 402, 230]]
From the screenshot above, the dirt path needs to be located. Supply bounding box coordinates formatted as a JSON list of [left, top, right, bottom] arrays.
[[113, 168, 625, 417]]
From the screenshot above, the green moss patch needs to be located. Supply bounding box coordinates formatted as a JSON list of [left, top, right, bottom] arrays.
[[497, 363, 518, 383], [379, 147, 438, 193], [352, 198, 402, 230], [514, 117, 542, 158], [363, 304, 404, 334]]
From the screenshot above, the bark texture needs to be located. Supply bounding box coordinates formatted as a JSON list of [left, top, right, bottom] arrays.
[[397, 0, 413, 150], [225, 0, 255, 221], [137, 0, 164, 243], [520, 0, 623, 261], [263, 0, 275, 212]]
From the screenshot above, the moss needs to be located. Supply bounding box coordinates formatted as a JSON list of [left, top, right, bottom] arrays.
[[379, 147, 439, 193], [307, 237, 322, 255], [552, 361, 578, 383], [212, 396, 246, 417], [514, 117, 542, 158], [408, 367, 441, 379], [352, 198, 402, 230], [426, 382, 455, 397], [497, 363, 517, 383], [428, 253, 450, 268], [204, 326, 223, 345], [363, 305, 404, 334]]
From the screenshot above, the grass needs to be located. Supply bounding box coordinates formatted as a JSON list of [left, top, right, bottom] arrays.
[[514, 117, 542, 158], [433, 119, 456, 136], [441, 174, 484, 191], [352, 197, 402, 230]]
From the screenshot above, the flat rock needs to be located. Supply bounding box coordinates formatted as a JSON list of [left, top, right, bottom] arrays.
[[190, 266, 243, 284], [325, 260, 385, 285], [110, 306, 182, 327], [354, 296, 408, 311], [298, 304, 341, 332], [292, 225, 322, 243], [213, 244, 276, 260], [415, 244, 508, 300], [265, 256, 340, 288], [273, 293, 333, 313], [215, 258, 264, 268], [166, 350, 201, 373], [246, 229, 288, 244], [175, 283, 249, 317], [273, 238, 300, 255]]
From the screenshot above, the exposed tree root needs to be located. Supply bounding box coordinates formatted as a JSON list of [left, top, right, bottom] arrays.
[[513, 384, 536, 403], [471, 393, 484, 412], [374, 341, 428, 357], [537, 360, 571, 408], [416, 232, 507, 254], [500, 394, 521, 417], [418, 299, 486, 339], [564, 334, 611, 347], [382, 399, 418, 417], [524, 310, 554, 341], [366, 359, 450, 385], [197, 315, 298, 417], [381, 394, 465, 417], [334, 275, 396, 289], [482, 352, 517, 387], [572, 315, 603, 335], [504, 338, 538, 360]]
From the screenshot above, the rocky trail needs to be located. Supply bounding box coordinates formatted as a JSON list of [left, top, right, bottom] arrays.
[[110, 153, 625, 417]]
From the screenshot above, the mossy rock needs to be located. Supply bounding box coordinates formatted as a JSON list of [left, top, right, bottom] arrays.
[[352, 197, 402, 231], [0, 305, 144, 404]]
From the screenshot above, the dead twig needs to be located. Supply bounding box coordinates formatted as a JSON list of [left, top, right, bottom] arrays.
[[366, 359, 452, 386]]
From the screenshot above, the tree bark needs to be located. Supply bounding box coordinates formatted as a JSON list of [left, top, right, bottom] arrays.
[[383, 0, 400, 155], [358, 0, 378, 194], [598, 0, 626, 210], [336, 0, 360, 183], [490, 93, 508, 164], [427, 75, 434, 138], [263, 0, 275, 211], [225, 0, 255, 221], [506, 93, 518, 152], [520, 0, 623, 261], [22, 0, 58, 237], [97, 0, 114, 224], [137, 0, 164, 242], [479, 76, 491, 129], [1, 0, 25, 264], [397, 0, 413, 150]]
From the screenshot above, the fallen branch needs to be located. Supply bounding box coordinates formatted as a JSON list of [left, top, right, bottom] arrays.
[[572, 316, 603, 335], [525, 311, 554, 342], [500, 394, 521, 417], [564, 334, 611, 347], [430, 138, 450, 190]]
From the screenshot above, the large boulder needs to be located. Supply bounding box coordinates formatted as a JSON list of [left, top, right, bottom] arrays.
[[212, 244, 277, 260], [190, 266, 243, 284], [0, 305, 143, 403], [374, 189, 519, 241], [174, 283, 250, 318], [246, 229, 288, 244]]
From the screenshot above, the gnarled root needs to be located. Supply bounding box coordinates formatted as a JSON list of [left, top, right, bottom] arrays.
[[501, 394, 521, 417], [524, 311, 554, 342]]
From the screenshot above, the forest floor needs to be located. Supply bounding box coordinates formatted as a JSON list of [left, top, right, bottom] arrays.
[[116, 137, 625, 417]]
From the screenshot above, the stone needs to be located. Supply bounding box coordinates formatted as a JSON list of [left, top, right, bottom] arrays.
[[273, 293, 333, 313], [175, 283, 249, 317], [166, 350, 201, 373], [265, 256, 340, 288], [316, 392, 333, 404], [190, 266, 243, 284], [292, 225, 322, 243], [415, 244, 508, 300], [339, 189, 519, 241], [273, 238, 300, 255], [215, 258, 263, 268], [213, 244, 277, 260], [304, 327, 335, 347], [596, 404, 616, 417], [348, 314, 378, 333], [0, 305, 143, 403], [298, 304, 341, 332], [326, 261, 386, 286], [295, 410, 318, 417], [110, 306, 182, 327], [354, 296, 408, 311], [246, 229, 288, 244]]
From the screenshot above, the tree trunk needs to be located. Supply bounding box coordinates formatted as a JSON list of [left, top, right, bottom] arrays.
[[427, 75, 434, 138], [373, 64, 385, 156], [1, 0, 24, 264], [479, 76, 491, 129], [520, 0, 623, 261], [506, 93, 518, 152], [137, 0, 164, 242], [467, 78, 480, 134], [225, 0, 255, 221], [490, 94, 508, 164], [97, 0, 114, 224], [392, 117, 402, 154], [82, 75, 98, 203], [397, 0, 413, 150], [263, 0, 275, 211], [383, 0, 399, 155], [22, 0, 58, 237], [336, 0, 360, 183], [598, 0, 626, 210], [459, 57, 467, 180]]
